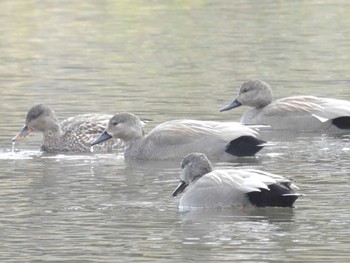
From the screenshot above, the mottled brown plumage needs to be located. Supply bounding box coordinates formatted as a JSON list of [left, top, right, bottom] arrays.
[[12, 104, 120, 152]]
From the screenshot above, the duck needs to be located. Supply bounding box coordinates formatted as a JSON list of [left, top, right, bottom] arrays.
[[12, 104, 120, 152], [220, 80, 350, 132], [91, 112, 265, 161], [172, 153, 301, 210]]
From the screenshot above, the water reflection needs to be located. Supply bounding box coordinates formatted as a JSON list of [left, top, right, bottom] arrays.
[[179, 207, 296, 225], [176, 208, 299, 262]]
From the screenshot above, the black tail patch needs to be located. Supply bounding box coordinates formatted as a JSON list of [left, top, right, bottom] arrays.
[[246, 183, 299, 208], [225, 136, 265, 157], [332, 116, 350, 129]]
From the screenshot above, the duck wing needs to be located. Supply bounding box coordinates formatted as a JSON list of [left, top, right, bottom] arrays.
[[180, 169, 287, 208], [180, 170, 249, 208], [189, 169, 300, 208], [271, 96, 350, 121], [146, 120, 259, 146]]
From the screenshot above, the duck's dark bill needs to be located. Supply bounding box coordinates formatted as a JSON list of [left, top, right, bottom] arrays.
[[91, 130, 112, 146], [12, 125, 33, 142], [220, 99, 242, 112], [172, 181, 188, 197]]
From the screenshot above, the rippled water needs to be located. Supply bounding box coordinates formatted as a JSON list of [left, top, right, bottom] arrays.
[[1, 0, 350, 262]]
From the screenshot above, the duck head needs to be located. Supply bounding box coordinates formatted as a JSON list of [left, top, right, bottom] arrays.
[[220, 80, 273, 111]]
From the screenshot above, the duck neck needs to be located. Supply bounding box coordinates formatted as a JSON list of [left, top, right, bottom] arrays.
[[42, 122, 63, 142], [121, 128, 144, 149], [122, 136, 145, 159], [123, 135, 143, 149], [256, 86, 273, 108], [192, 163, 213, 183], [255, 98, 272, 108]]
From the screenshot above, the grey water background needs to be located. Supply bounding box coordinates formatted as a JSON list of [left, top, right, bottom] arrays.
[[1, 0, 350, 262]]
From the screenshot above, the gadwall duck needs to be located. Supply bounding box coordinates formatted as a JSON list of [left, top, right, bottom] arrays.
[[220, 80, 350, 131], [172, 153, 301, 210], [12, 104, 120, 152], [91, 112, 265, 160]]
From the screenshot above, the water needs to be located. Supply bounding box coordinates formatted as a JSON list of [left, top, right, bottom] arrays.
[[1, 0, 350, 262]]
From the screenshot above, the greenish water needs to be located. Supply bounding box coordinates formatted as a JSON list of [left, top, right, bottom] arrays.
[[1, 0, 350, 262]]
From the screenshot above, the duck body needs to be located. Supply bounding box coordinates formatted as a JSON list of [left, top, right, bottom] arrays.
[[91, 112, 265, 161], [173, 153, 301, 210], [13, 104, 119, 153], [42, 114, 118, 152], [220, 80, 350, 132]]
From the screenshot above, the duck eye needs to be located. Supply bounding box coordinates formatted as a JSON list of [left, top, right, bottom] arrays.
[[112, 121, 119, 126]]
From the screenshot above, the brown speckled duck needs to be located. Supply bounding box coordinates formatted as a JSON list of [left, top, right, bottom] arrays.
[[12, 104, 120, 152]]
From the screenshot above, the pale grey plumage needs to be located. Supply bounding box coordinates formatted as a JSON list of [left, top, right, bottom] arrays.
[[91, 112, 265, 160], [220, 80, 350, 132], [173, 153, 301, 211]]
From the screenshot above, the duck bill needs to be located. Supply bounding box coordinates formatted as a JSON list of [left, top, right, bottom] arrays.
[[91, 130, 112, 146], [172, 180, 188, 197], [220, 99, 242, 112], [12, 125, 33, 142]]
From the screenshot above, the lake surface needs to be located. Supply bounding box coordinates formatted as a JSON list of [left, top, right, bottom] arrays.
[[1, 0, 350, 262]]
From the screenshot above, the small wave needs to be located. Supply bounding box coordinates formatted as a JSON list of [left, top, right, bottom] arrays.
[[0, 149, 42, 160]]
